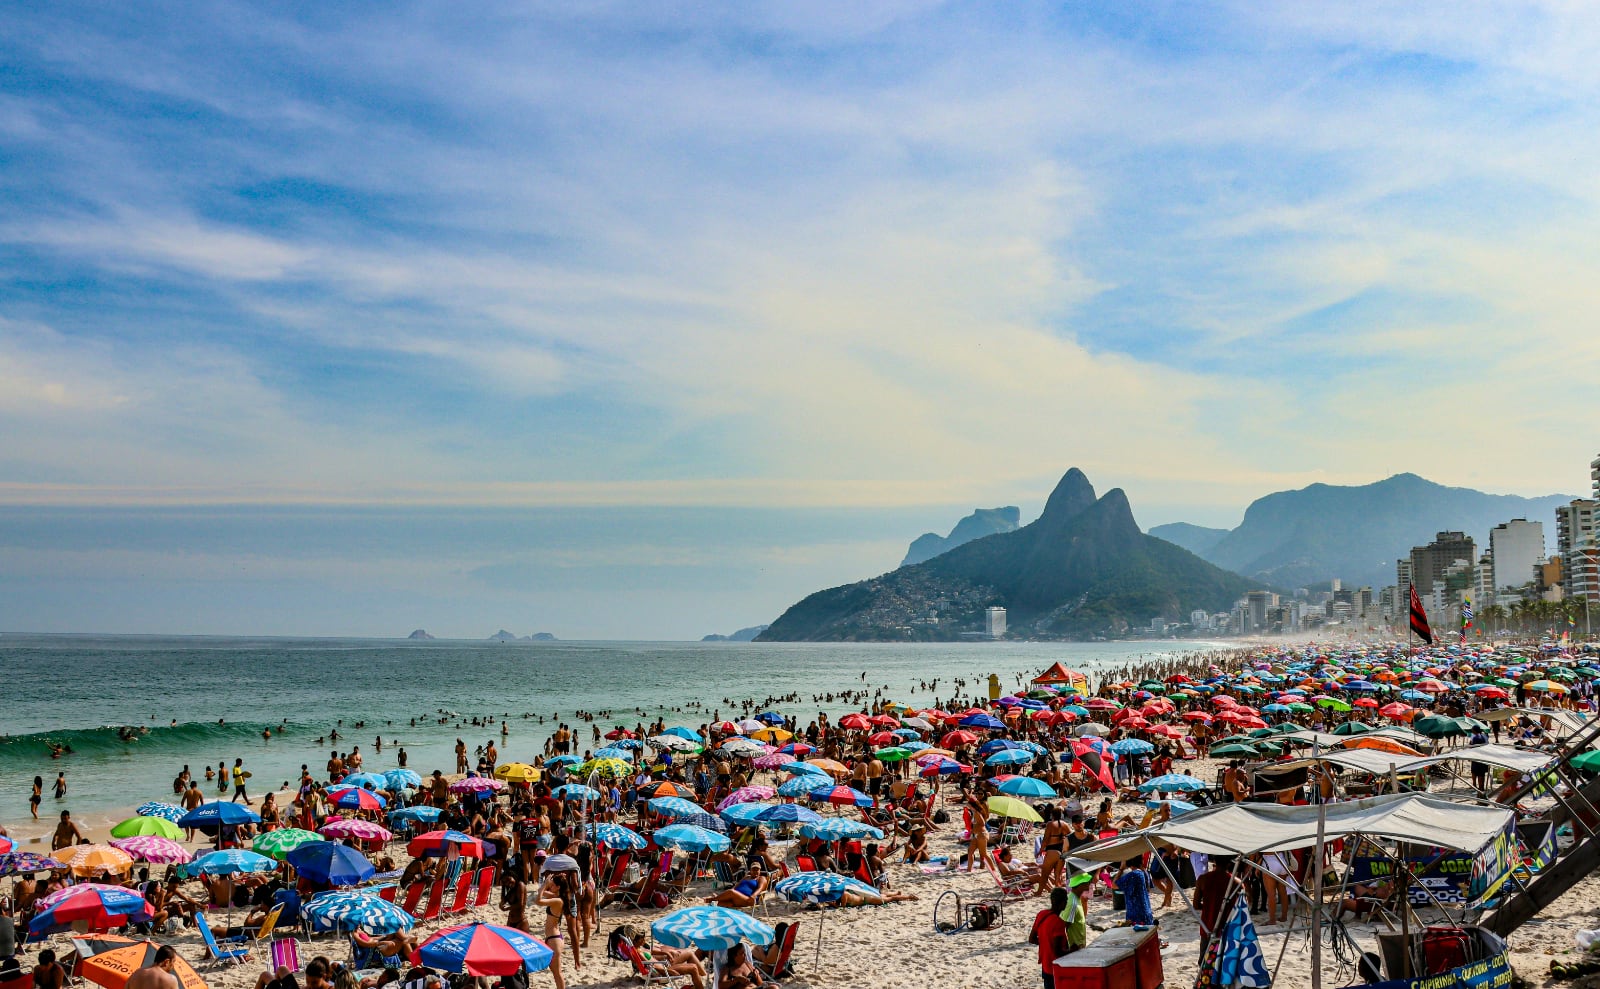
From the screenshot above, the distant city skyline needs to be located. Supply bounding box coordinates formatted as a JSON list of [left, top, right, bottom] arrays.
[[3, 5, 1600, 637]]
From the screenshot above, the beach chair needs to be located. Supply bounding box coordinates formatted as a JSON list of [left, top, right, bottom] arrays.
[[793, 854, 817, 873], [617, 937, 688, 988], [471, 866, 496, 908], [418, 880, 446, 921], [984, 850, 1032, 900], [400, 883, 425, 916], [444, 872, 473, 915], [377, 885, 398, 903], [616, 852, 670, 909], [601, 851, 633, 891], [268, 937, 302, 976], [246, 904, 284, 945], [711, 859, 738, 889], [195, 912, 251, 967], [756, 921, 800, 981]]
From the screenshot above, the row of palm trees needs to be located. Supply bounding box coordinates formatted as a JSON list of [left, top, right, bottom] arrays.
[[1476, 597, 1596, 635]]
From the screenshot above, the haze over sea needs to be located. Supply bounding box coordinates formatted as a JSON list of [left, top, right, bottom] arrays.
[[0, 635, 1217, 838]]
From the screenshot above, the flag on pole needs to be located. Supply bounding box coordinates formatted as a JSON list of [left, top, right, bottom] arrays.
[[1460, 597, 1473, 644], [1409, 586, 1433, 645]]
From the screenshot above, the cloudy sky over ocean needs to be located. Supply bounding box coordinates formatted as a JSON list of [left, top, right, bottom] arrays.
[[3, 3, 1598, 637]]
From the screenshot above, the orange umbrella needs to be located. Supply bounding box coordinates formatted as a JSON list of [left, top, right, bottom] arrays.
[[1342, 736, 1425, 757], [61, 845, 134, 878], [74, 935, 208, 989], [804, 759, 850, 777]]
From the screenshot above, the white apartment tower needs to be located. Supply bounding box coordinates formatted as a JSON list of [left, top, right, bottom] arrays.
[[984, 606, 1007, 639], [1489, 518, 1544, 595]]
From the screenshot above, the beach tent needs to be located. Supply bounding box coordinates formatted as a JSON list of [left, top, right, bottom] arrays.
[[1032, 662, 1089, 693]]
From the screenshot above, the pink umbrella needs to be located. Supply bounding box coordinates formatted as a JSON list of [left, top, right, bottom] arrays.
[[450, 776, 507, 794], [320, 819, 394, 842], [716, 786, 776, 811], [752, 753, 795, 770], [107, 836, 191, 865]]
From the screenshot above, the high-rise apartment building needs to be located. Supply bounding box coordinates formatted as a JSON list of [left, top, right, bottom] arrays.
[[1409, 532, 1476, 597], [1558, 500, 1600, 604], [1489, 518, 1544, 594]]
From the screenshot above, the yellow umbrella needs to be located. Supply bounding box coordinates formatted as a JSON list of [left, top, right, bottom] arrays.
[[61, 844, 135, 877], [580, 757, 633, 781], [751, 727, 793, 743], [494, 762, 541, 783], [987, 795, 1043, 823]]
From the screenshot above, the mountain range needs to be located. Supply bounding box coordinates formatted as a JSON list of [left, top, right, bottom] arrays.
[[759, 468, 1255, 641], [1149, 473, 1576, 590], [902, 507, 1021, 566]]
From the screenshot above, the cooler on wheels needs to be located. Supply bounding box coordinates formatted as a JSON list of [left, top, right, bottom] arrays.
[[1053, 926, 1164, 989]]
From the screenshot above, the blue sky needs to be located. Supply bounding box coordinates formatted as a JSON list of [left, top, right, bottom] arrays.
[[2, 2, 1598, 637]]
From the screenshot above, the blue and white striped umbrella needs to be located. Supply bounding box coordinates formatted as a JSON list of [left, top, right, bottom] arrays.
[[192, 849, 276, 875], [996, 776, 1056, 799], [384, 769, 423, 790], [754, 803, 822, 825], [984, 749, 1034, 767], [1213, 895, 1272, 987], [652, 905, 773, 952], [647, 796, 704, 819], [304, 890, 416, 934], [678, 813, 728, 833], [777, 776, 820, 798], [1139, 773, 1208, 794], [898, 740, 931, 753], [1145, 799, 1198, 816], [1109, 739, 1155, 755], [341, 772, 389, 790], [587, 823, 648, 851], [136, 802, 185, 823], [780, 762, 830, 777], [653, 824, 730, 854], [772, 872, 879, 903], [719, 803, 778, 828], [390, 806, 444, 826], [544, 755, 583, 768], [798, 819, 883, 841], [609, 738, 644, 750], [593, 746, 634, 762], [553, 784, 601, 801]]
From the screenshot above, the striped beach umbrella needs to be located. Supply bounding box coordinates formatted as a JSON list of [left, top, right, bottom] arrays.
[[109, 816, 182, 840], [647, 796, 705, 819], [750, 752, 793, 769], [718, 803, 778, 828], [193, 849, 276, 875], [303, 890, 415, 934], [777, 776, 821, 798], [60, 845, 135, 878], [754, 804, 823, 825], [652, 905, 774, 952], [717, 786, 776, 810], [593, 746, 635, 762], [678, 813, 728, 834], [652, 824, 730, 854], [177, 801, 261, 833], [449, 775, 507, 795], [384, 769, 423, 790], [320, 818, 393, 842], [1139, 773, 1208, 794], [416, 921, 553, 975], [586, 823, 647, 851], [135, 802, 185, 823], [807, 785, 873, 808], [779, 762, 829, 777], [798, 819, 883, 841], [773, 872, 878, 902], [720, 739, 766, 757], [254, 828, 325, 860], [108, 836, 191, 865]]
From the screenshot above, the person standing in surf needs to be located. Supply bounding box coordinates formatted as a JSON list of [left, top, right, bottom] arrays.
[[231, 758, 252, 805]]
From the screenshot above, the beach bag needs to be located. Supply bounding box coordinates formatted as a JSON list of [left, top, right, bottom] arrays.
[[932, 810, 949, 825], [967, 903, 999, 931], [648, 890, 670, 908], [607, 925, 645, 961]]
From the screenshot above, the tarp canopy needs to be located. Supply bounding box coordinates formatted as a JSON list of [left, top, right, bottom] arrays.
[[1073, 792, 1513, 862], [1276, 727, 1431, 750], [1032, 662, 1088, 690], [1276, 743, 1554, 778], [1477, 707, 1592, 741]]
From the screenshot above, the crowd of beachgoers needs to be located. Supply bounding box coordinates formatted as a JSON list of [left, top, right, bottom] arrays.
[[2, 635, 1598, 989]]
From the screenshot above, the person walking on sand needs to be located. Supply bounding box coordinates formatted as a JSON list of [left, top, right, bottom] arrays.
[[51, 810, 83, 851], [231, 758, 252, 805]]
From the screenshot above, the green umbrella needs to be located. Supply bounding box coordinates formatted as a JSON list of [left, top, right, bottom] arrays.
[[1330, 721, 1373, 736], [1287, 702, 1314, 713], [1413, 714, 1466, 738], [252, 828, 324, 860], [1211, 743, 1259, 758], [873, 746, 913, 762], [1572, 751, 1600, 773], [110, 816, 182, 839], [1318, 698, 1352, 712]]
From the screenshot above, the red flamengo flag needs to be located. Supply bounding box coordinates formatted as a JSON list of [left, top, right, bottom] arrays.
[[1408, 586, 1434, 645]]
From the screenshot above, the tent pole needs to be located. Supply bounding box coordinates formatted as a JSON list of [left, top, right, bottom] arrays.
[[1145, 837, 1200, 924], [1310, 792, 1327, 989]]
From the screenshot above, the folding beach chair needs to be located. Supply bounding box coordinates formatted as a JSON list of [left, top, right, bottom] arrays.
[[602, 851, 633, 891], [195, 912, 251, 968], [246, 904, 284, 945], [756, 921, 800, 981], [444, 872, 473, 915], [400, 883, 425, 915], [617, 937, 688, 988], [269, 937, 302, 976], [471, 866, 496, 908], [377, 885, 398, 903], [984, 849, 1032, 900], [418, 880, 446, 921]]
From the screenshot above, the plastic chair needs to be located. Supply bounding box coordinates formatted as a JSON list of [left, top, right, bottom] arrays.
[[377, 885, 398, 903], [269, 938, 302, 975], [618, 937, 688, 988]]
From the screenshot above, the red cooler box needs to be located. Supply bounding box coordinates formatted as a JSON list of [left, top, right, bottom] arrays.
[[1054, 927, 1164, 989]]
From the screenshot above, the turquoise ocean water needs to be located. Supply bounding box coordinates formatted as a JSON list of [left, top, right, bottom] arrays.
[[0, 635, 1215, 840]]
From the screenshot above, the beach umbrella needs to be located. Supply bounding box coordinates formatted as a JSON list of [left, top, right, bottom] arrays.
[[587, 822, 648, 851], [408, 829, 487, 859], [678, 813, 729, 834], [717, 786, 776, 810], [390, 806, 444, 827], [779, 741, 819, 756], [0, 852, 63, 876], [415, 921, 553, 976], [720, 738, 767, 757], [341, 772, 389, 790], [287, 842, 377, 886], [320, 818, 393, 842], [799, 819, 884, 841], [808, 785, 873, 808], [1144, 799, 1198, 816], [1109, 739, 1155, 755], [177, 801, 261, 834], [1211, 895, 1272, 987], [544, 755, 583, 769], [73, 934, 208, 989], [449, 776, 507, 795], [60, 845, 135, 878], [997, 777, 1056, 799], [652, 905, 774, 952], [984, 749, 1034, 767], [580, 757, 633, 781], [109, 816, 182, 840], [959, 713, 1006, 730], [638, 780, 697, 800], [593, 746, 635, 762], [987, 795, 1043, 823], [750, 726, 793, 744], [303, 890, 416, 935], [805, 759, 850, 777], [772, 873, 882, 973], [720, 803, 778, 829], [1073, 723, 1111, 737], [1330, 722, 1373, 736], [29, 884, 151, 938], [777, 775, 822, 797], [134, 802, 185, 823], [649, 734, 702, 753], [107, 836, 190, 865], [253, 828, 325, 860], [327, 786, 387, 812], [553, 784, 603, 801], [193, 848, 276, 875], [493, 763, 541, 784], [940, 730, 979, 748], [1570, 751, 1600, 773], [1210, 743, 1258, 758], [648, 796, 706, 819], [754, 804, 823, 825], [653, 824, 730, 854], [874, 746, 913, 762], [918, 758, 971, 778], [736, 719, 767, 732], [384, 769, 423, 789]]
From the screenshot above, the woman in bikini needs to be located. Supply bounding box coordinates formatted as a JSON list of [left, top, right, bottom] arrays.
[[1036, 803, 1068, 894], [536, 868, 581, 989]]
